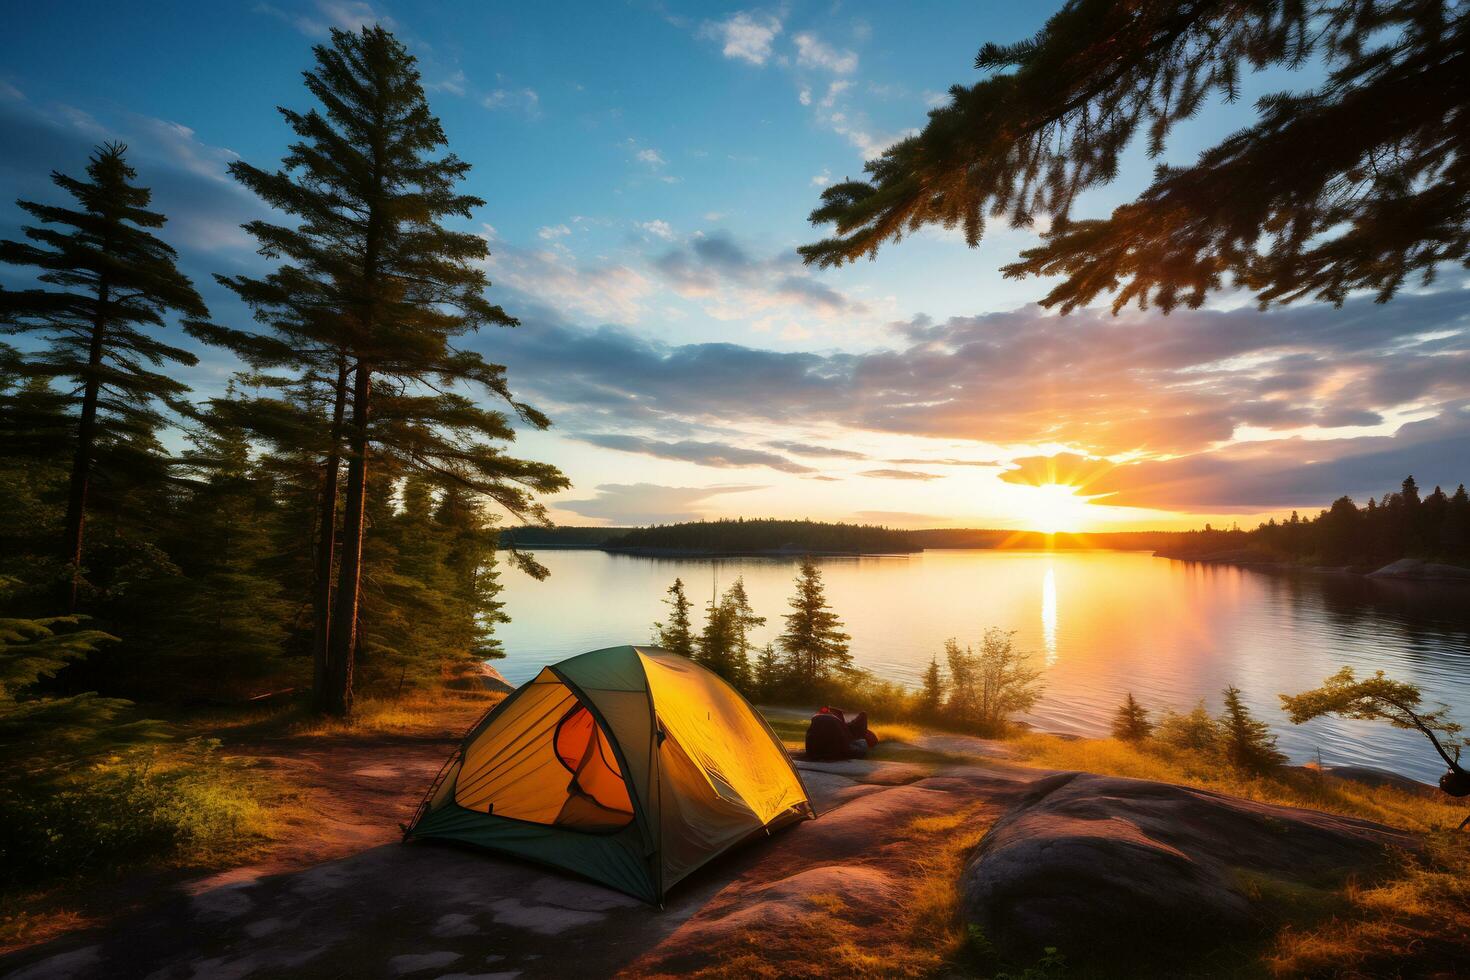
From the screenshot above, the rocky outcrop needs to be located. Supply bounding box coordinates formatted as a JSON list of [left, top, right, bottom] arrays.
[[442, 662, 514, 694], [961, 772, 1417, 959], [1366, 558, 1470, 581]]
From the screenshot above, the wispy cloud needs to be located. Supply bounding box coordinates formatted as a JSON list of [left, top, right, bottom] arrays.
[[576, 433, 815, 474], [859, 468, 943, 481], [253, 1, 393, 37], [793, 32, 858, 74], [558, 482, 765, 524], [483, 87, 541, 117]]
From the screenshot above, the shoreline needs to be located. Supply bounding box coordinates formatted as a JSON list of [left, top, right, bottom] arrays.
[[1152, 552, 1470, 583]]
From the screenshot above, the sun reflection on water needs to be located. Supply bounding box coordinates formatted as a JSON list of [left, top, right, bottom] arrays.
[[1042, 565, 1058, 666]]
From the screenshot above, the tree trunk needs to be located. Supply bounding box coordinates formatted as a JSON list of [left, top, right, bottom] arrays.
[[309, 358, 350, 714], [324, 361, 371, 717], [61, 280, 108, 613]]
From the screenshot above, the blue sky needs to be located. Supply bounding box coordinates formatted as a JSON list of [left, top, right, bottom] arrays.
[[2, 1, 1467, 529]]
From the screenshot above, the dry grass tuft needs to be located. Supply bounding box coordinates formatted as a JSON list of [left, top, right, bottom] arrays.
[[1266, 831, 1470, 977], [1011, 733, 1466, 833], [287, 689, 501, 737]]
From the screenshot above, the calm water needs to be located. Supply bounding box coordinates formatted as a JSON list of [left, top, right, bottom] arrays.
[[493, 549, 1470, 782]]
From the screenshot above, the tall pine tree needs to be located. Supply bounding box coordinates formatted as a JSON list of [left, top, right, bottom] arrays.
[[217, 26, 566, 714], [0, 144, 208, 611]]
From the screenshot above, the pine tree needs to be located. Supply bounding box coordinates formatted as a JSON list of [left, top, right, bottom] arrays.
[[1111, 692, 1153, 742], [722, 577, 764, 692], [918, 655, 945, 719], [801, 1, 1470, 312], [654, 578, 694, 658], [0, 143, 208, 611], [154, 409, 292, 692], [695, 596, 736, 680], [220, 26, 567, 714], [752, 643, 783, 703], [1218, 685, 1287, 773], [777, 558, 851, 693]]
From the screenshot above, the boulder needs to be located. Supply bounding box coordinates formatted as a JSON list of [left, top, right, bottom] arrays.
[[443, 662, 515, 694], [962, 772, 1416, 959], [1366, 558, 1470, 581]]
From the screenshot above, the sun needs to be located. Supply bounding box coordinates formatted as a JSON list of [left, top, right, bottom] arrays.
[[1014, 483, 1094, 534]]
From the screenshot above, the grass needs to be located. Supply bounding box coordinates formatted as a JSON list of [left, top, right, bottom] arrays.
[[650, 804, 996, 979], [0, 739, 291, 951], [1009, 732, 1467, 833], [283, 689, 502, 737]]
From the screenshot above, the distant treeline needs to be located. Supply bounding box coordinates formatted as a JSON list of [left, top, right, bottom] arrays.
[[1160, 477, 1470, 567], [606, 519, 922, 554], [501, 522, 1199, 554], [498, 526, 631, 549], [910, 528, 1184, 550]]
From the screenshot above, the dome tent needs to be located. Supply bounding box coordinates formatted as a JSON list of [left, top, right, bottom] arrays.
[[405, 645, 814, 903]]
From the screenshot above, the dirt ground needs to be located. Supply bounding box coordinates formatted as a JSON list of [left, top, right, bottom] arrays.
[[0, 710, 1037, 979]]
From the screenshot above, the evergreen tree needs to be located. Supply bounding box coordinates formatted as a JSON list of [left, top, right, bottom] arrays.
[[918, 655, 945, 719], [752, 643, 783, 703], [801, 1, 1470, 312], [1111, 692, 1154, 743], [695, 595, 737, 681], [219, 26, 567, 714], [152, 410, 292, 693], [777, 558, 851, 692], [0, 144, 208, 610], [1218, 685, 1287, 772], [653, 578, 694, 658], [723, 577, 764, 692]]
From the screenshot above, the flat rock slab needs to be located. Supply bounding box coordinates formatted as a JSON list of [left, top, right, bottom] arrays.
[[794, 758, 931, 785], [962, 771, 1418, 960]]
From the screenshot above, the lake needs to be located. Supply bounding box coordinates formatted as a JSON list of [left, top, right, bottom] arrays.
[[493, 549, 1470, 782]]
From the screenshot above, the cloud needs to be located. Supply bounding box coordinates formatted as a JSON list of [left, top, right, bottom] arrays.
[[811, 168, 831, 187], [254, 1, 393, 37], [793, 32, 858, 74], [999, 453, 1118, 489], [651, 229, 867, 318], [558, 483, 765, 524], [765, 440, 869, 460], [887, 457, 1000, 467], [0, 96, 260, 256], [483, 87, 541, 117], [576, 433, 815, 474], [427, 69, 468, 96], [858, 468, 943, 481], [537, 224, 571, 240], [480, 230, 656, 323], [700, 11, 783, 66], [819, 80, 852, 108], [480, 290, 1470, 512], [635, 147, 666, 167], [1081, 407, 1470, 510], [638, 219, 675, 240]]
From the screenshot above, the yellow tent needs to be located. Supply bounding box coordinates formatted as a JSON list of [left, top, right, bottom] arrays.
[[405, 645, 813, 903]]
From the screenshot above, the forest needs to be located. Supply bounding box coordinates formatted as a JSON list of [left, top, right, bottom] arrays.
[[1158, 477, 1470, 567], [0, 26, 566, 727], [605, 518, 922, 554]]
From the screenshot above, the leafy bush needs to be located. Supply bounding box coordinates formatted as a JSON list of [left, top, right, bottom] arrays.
[[1155, 700, 1220, 752]]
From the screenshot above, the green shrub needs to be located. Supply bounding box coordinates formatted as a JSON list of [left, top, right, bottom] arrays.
[[0, 739, 270, 890]]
